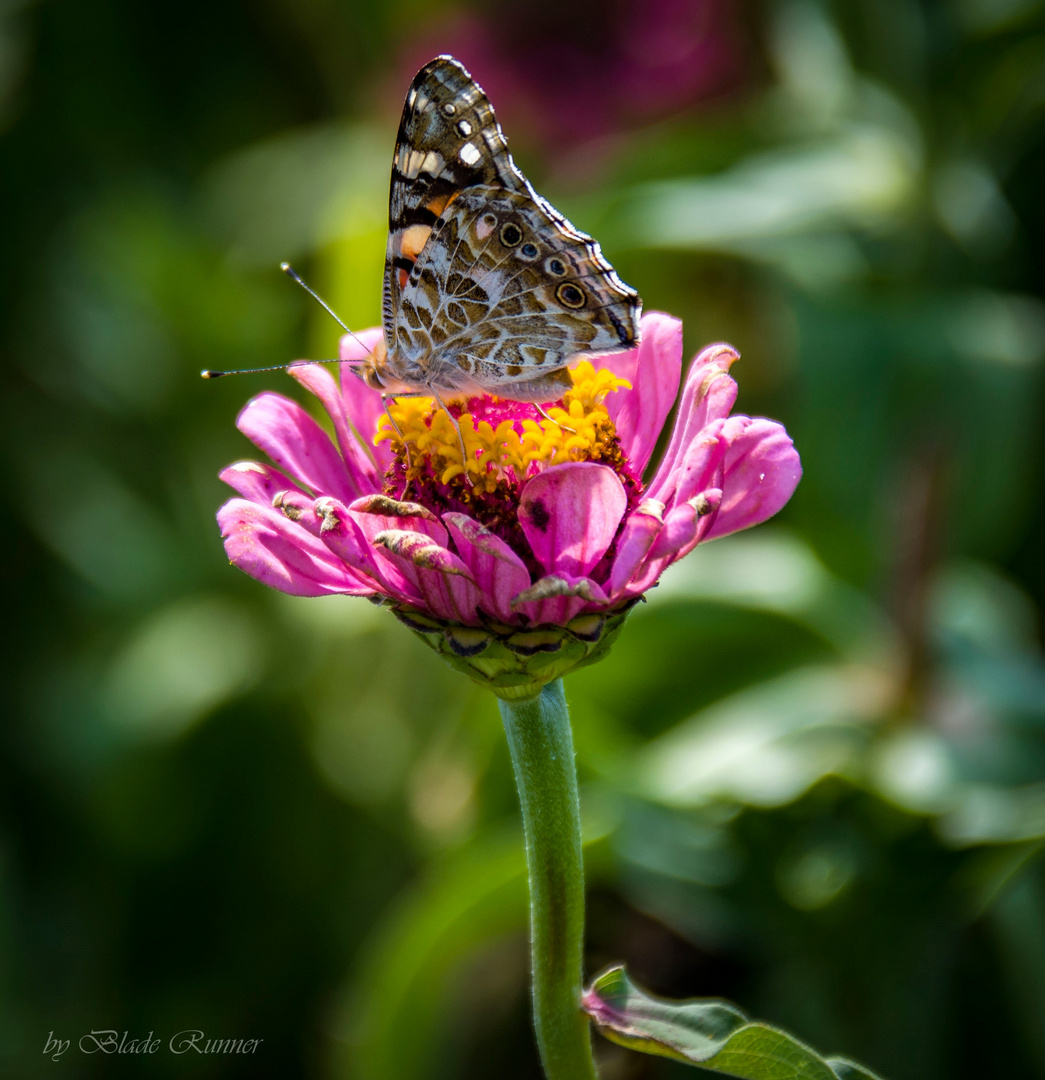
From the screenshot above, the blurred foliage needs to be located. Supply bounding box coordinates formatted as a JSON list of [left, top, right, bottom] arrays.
[[2, 0, 1045, 1078]]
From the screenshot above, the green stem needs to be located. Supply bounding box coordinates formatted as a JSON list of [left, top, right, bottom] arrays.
[[499, 679, 599, 1080]]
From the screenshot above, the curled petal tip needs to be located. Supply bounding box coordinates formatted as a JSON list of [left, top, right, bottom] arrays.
[[350, 493, 438, 520], [635, 498, 666, 521], [271, 489, 302, 519], [696, 342, 740, 365], [510, 574, 608, 608], [374, 529, 476, 582]]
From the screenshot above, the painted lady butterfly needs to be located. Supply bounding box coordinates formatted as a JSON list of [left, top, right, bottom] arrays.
[[361, 55, 642, 403]]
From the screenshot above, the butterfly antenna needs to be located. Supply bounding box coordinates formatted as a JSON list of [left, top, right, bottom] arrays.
[[201, 263, 375, 379], [200, 359, 343, 379], [280, 262, 375, 357]]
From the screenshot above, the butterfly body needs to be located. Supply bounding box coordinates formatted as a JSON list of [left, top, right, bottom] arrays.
[[362, 56, 641, 403]]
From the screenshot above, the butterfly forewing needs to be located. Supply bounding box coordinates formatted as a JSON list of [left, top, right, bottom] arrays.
[[379, 55, 641, 401], [384, 58, 517, 339]]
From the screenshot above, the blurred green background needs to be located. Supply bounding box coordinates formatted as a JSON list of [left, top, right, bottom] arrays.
[[3, 0, 1045, 1076]]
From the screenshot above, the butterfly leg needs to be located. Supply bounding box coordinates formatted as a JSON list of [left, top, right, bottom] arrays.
[[429, 389, 474, 487], [534, 402, 577, 434], [381, 394, 416, 478]]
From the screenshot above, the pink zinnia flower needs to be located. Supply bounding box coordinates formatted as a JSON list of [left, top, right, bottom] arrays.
[[217, 313, 800, 699]]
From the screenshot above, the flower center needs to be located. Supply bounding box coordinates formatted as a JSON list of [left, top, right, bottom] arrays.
[[376, 360, 632, 487], [373, 361, 637, 561]]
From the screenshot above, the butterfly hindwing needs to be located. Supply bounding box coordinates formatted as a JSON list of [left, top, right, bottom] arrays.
[[396, 186, 639, 399]]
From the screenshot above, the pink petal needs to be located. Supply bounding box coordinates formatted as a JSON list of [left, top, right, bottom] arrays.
[[271, 489, 324, 536], [648, 489, 722, 561], [595, 312, 683, 476], [621, 490, 722, 599], [313, 497, 419, 605], [345, 494, 461, 612], [443, 512, 532, 624], [312, 489, 474, 619], [288, 362, 380, 494], [518, 462, 627, 578], [706, 417, 802, 540], [511, 573, 610, 626], [374, 530, 475, 581], [348, 493, 449, 547], [219, 461, 305, 505], [607, 501, 665, 597], [648, 344, 739, 504], [218, 498, 370, 597], [338, 326, 384, 366], [373, 529, 482, 624], [339, 328, 395, 472], [673, 419, 729, 506], [236, 392, 357, 505]]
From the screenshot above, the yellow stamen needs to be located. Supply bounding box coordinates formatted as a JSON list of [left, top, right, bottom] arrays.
[[375, 361, 632, 493]]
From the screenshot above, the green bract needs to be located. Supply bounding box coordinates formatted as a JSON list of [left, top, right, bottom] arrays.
[[386, 600, 637, 701]]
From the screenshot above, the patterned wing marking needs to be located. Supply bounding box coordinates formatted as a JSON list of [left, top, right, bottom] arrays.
[[383, 56, 524, 350], [395, 186, 640, 397]]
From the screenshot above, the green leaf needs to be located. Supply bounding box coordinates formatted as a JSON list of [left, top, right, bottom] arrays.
[[826, 1060, 884, 1080], [582, 966, 885, 1080]]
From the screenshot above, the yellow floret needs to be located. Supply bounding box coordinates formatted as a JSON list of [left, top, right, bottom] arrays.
[[375, 360, 631, 491]]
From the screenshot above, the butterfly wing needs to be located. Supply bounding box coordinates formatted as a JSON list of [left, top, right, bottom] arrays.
[[383, 56, 523, 349], [383, 55, 640, 400], [398, 186, 640, 400]]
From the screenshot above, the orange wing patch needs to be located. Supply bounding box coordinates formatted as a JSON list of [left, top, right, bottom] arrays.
[[401, 224, 432, 261], [425, 192, 457, 218]]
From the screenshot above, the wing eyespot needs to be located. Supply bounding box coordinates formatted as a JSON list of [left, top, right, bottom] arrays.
[[441, 101, 457, 116], [556, 282, 586, 309], [545, 257, 567, 277], [500, 222, 523, 247], [456, 119, 473, 136], [520, 242, 539, 259]]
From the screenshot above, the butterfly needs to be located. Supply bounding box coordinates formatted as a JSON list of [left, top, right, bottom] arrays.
[[360, 55, 642, 404]]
